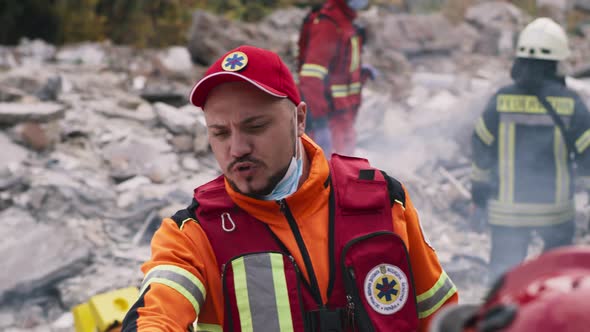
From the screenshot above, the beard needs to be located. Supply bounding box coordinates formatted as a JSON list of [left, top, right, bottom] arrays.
[[227, 161, 291, 198]]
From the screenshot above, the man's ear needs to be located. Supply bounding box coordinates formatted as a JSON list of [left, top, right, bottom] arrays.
[[296, 101, 307, 136]]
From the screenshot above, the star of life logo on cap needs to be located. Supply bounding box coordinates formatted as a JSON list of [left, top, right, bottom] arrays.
[[222, 51, 248, 72], [364, 264, 409, 315]]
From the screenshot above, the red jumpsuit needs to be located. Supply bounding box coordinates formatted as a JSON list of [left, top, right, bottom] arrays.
[[299, 0, 364, 155]]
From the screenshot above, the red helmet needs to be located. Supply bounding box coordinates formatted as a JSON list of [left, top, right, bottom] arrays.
[[430, 246, 590, 332]]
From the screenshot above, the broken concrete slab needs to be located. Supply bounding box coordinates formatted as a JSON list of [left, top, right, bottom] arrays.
[[0, 209, 92, 303], [0, 102, 66, 125]]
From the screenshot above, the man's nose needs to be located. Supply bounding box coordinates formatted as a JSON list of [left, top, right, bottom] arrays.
[[229, 131, 252, 158]]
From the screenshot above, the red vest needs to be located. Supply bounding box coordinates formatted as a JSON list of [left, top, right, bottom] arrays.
[[192, 155, 419, 331]]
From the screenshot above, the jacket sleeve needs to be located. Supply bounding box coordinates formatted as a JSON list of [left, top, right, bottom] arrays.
[[121, 218, 209, 332], [299, 18, 340, 120], [471, 95, 499, 207], [571, 93, 590, 189], [395, 188, 459, 332]]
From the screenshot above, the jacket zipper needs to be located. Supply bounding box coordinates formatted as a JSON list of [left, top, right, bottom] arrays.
[[278, 199, 325, 307]]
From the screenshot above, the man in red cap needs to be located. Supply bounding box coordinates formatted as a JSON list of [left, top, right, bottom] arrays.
[[121, 45, 457, 332]]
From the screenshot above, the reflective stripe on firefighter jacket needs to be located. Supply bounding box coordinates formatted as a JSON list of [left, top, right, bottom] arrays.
[[471, 80, 590, 227], [121, 135, 458, 332]]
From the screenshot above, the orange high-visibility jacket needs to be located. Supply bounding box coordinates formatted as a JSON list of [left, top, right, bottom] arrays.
[[121, 136, 458, 332]]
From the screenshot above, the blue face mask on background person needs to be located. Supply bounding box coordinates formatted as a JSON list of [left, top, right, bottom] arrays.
[[347, 0, 369, 11], [261, 110, 303, 201]]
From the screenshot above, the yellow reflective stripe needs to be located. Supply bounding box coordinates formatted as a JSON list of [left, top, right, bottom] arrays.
[[300, 64, 328, 80], [180, 218, 197, 230], [507, 123, 515, 202], [554, 128, 570, 203], [471, 163, 491, 182], [142, 278, 202, 316], [498, 122, 515, 202], [301, 63, 328, 75], [497, 95, 574, 115], [475, 117, 494, 146], [350, 36, 360, 72], [331, 84, 349, 98], [195, 323, 222, 332], [349, 82, 361, 94], [270, 254, 294, 332], [416, 271, 457, 319], [140, 265, 206, 317], [488, 199, 575, 226], [489, 209, 574, 226], [575, 129, 590, 153], [232, 257, 253, 332]]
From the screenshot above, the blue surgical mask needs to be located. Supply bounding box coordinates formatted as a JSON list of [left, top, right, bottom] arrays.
[[347, 0, 369, 10], [261, 111, 303, 201]]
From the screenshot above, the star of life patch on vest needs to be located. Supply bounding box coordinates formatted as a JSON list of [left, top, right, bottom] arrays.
[[364, 264, 409, 315], [221, 51, 248, 72]]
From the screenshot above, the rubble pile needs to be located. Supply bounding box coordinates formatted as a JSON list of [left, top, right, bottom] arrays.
[[0, 2, 589, 330]]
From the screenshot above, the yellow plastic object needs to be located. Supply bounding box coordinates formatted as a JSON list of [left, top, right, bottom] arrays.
[[73, 302, 97, 332], [88, 287, 139, 332]]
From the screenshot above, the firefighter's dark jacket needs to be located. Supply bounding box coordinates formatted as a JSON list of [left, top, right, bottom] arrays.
[[471, 79, 590, 227]]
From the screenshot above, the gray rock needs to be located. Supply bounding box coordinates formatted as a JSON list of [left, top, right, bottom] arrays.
[[0, 211, 92, 302], [16, 39, 57, 65], [57, 262, 143, 309], [56, 43, 106, 66], [0, 102, 66, 125], [154, 102, 197, 135], [0, 133, 28, 172], [157, 46, 194, 74]]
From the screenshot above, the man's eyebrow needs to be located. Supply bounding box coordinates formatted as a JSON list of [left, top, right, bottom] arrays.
[[241, 115, 269, 125], [207, 115, 270, 129]]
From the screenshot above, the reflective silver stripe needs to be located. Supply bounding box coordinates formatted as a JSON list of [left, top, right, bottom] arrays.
[[416, 271, 457, 318], [232, 253, 294, 332], [244, 254, 281, 331], [554, 128, 570, 203], [141, 265, 206, 317], [488, 199, 575, 227], [499, 113, 571, 127]]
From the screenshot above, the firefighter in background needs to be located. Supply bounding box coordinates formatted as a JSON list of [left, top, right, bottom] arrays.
[[471, 17, 590, 282], [429, 246, 590, 332], [298, 0, 377, 155], [121, 45, 457, 332]]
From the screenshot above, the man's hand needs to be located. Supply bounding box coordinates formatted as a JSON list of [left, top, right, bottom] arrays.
[[361, 64, 380, 82]]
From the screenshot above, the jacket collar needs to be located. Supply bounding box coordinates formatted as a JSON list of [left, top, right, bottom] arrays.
[[225, 135, 330, 226]]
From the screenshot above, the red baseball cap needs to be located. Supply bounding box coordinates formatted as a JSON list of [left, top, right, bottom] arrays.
[[189, 45, 301, 108]]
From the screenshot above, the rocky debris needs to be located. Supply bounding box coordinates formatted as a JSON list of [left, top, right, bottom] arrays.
[[465, 1, 527, 56], [0, 102, 66, 125], [0, 208, 92, 303], [0, 2, 588, 330]]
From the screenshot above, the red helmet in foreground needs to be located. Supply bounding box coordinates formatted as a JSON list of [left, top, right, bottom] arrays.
[[430, 246, 590, 332]]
